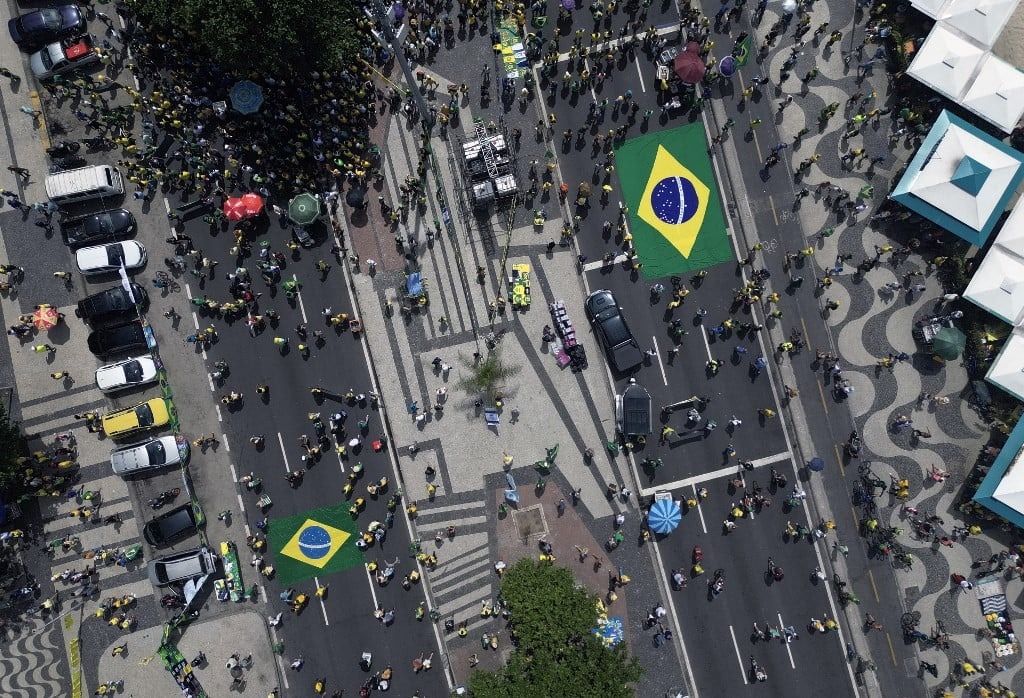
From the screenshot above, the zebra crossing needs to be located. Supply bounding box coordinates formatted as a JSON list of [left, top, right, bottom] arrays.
[[414, 498, 503, 634]]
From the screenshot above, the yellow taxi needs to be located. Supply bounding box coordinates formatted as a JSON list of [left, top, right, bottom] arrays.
[[102, 398, 171, 439]]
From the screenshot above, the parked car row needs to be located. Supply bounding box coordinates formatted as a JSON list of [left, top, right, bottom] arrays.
[[11, 7, 208, 576]]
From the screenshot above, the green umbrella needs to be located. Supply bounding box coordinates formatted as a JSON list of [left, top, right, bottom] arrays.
[[288, 193, 321, 226], [932, 326, 966, 360]]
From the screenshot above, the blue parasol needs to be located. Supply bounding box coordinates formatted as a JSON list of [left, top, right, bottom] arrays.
[[392, 2, 405, 20], [562, 0, 575, 8], [648, 498, 681, 534], [230, 80, 264, 115], [718, 55, 737, 77], [808, 457, 825, 472]]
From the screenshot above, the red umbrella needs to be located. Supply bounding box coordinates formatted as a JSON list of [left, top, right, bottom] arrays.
[[241, 193, 264, 217], [32, 305, 59, 331], [672, 42, 706, 85], [223, 197, 247, 221]]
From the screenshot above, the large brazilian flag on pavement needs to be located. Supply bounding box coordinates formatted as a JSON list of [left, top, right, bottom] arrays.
[[616, 124, 732, 278], [269, 503, 364, 585]]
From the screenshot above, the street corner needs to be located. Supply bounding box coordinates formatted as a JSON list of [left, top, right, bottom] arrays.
[[94, 622, 171, 697], [267, 504, 365, 586], [175, 608, 282, 697]]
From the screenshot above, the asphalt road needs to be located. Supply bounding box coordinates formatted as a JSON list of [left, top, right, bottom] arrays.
[[530, 0, 917, 695], [163, 198, 449, 695]]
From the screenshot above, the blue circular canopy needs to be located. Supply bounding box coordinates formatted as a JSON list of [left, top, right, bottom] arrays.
[[648, 498, 681, 534]]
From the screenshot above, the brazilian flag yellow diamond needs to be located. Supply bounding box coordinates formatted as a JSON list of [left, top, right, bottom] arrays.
[[281, 518, 350, 569], [637, 145, 710, 259]]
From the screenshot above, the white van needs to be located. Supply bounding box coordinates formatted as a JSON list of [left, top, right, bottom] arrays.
[[45, 165, 123, 206], [147, 547, 217, 586]]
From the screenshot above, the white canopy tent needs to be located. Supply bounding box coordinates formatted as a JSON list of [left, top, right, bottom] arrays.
[[989, 442, 1024, 517], [907, 25, 987, 99], [965, 246, 1024, 324], [993, 195, 1024, 253], [942, 0, 1021, 47], [961, 54, 1024, 132], [912, 0, 952, 17], [988, 330, 1024, 401]]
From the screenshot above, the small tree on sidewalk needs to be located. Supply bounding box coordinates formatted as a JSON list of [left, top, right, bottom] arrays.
[[454, 347, 520, 403]]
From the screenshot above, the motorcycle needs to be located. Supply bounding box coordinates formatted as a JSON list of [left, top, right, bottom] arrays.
[[285, 469, 305, 487], [709, 568, 725, 596], [191, 651, 206, 668], [147, 487, 181, 509], [845, 430, 862, 458], [329, 411, 346, 434], [46, 141, 81, 157], [161, 594, 185, 608], [767, 558, 784, 582], [750, 655, 767, 682], [164, 256, 187, 272], [605, 531, 624, 550], [82, 136, 110, 150], [770, 467, 787, 489], [49, 156, 87, 172]]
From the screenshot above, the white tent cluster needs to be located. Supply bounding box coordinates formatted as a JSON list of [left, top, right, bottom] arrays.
[[965, 196, 1024, 400], [909, 0, 1024, 132]]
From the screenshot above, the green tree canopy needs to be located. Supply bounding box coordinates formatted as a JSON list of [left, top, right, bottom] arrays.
[[0, 402, 23, 494], [130, 0, 364, 75], [454, 347, 520, 399], [468, 560, 642, 698]]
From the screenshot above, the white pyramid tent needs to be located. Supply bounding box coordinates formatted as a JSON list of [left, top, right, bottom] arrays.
[[988, 330, 1024, 401], [965, 246, 1024, 324], [907, 25, 987, 99], [942, 0, 1021, 47], [990, 441, 1024, 517], [912, 0, 952, 17], [961, 54, 1024, 132], [993, 195, 1024, 253]]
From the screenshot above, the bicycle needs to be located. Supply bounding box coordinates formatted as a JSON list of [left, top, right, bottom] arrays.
[[152, 271, 181, 292]]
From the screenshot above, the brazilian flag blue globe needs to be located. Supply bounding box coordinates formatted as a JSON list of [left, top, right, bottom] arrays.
[[268, 504, 364, 585], [616, 123, 732, 277]]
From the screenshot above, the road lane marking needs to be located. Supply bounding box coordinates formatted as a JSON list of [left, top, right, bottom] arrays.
[[691, 484, 708, 534], [633, 53, 646, 92], [363, 563, 380, 610], [777, 613, 797, 668], [214, 404, 222, 422], [728, 625, 749, 684], [221, 433, 229, 453], [276, 432, 292, 473], [867, 568, 880, 602], [648, 528, 699, 697], [651, 336, 668, 386], [639, 451, 791, 496], [544, 24, 678, 64], [768, 194, 779, 226], [834, 444, 844, 477], [292, 274, 308, 324], [269, 624, 289, 690], [581, 253, 628, 272], [816, 379, 829, 415], [699, 323, 713, 362], [314, 576, 329, 626]]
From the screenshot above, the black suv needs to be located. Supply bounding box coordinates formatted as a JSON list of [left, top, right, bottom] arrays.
[[87, 321, 148, 358], [76, 283, 148, 325], [585, 289, 643, 372], [62, 208, 136, 248], [143, 504, 198, 548]]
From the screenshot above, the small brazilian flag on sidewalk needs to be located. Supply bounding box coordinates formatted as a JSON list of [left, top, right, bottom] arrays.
[[616, 124, 732, 278], [733, 36, 752, 67], [269, 504, 364, 585]]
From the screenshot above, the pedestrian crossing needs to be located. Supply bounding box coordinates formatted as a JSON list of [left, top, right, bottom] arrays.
[[414, 500, 502, 634]]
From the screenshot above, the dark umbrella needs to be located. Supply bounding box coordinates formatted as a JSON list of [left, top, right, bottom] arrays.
[[808, 457, 825, 472], [288, 193, 321, 226], [229, 80, 264, 115], [933, 327, 966, 360], [719, 55, 737, 77], [346, 187, 367, 208], [672, 43, 706, 85], [392, 2, 405, 20]]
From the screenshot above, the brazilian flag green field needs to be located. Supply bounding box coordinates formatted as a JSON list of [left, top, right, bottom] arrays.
[[269, 504, 364, 585], [616, 123, 732, 278]]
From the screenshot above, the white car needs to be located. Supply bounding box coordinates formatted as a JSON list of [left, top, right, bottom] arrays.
[[110, 436, 185, 476], [75, 240, 146, 276], [94, 355, 158, 393]]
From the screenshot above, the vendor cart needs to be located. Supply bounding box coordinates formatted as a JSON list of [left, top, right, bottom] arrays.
[[616, 379, 652, 437], [509, 264, 532, 309]]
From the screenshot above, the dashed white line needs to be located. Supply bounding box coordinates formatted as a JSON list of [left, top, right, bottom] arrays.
[[777, 612, 797, 668], [700, 323, 713, 362], [728, 625, 749, 684], [276, 432, 292, 473], [292, 273, 308, 324], [221, 433, 229, 453], [314, 576, 329, 626], [214, 404, 222, 423], [691, 484, 708, 534], [651, 335, 668, 386], [633, 53, 646, 93]]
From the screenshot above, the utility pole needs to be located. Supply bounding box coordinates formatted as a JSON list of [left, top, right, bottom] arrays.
[[368, 0, 435, 135]]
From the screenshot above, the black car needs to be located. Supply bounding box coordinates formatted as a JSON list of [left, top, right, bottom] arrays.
[[143, 504, 198, 548], [87, 321, 148, 358], [62, 208, 136, 248], [585, 289, 643, 372], [8, 6, 85, 50], [76, 283, 148, 325]]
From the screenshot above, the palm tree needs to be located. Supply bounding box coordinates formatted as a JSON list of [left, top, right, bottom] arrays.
[[454, 347, 520, 402]]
